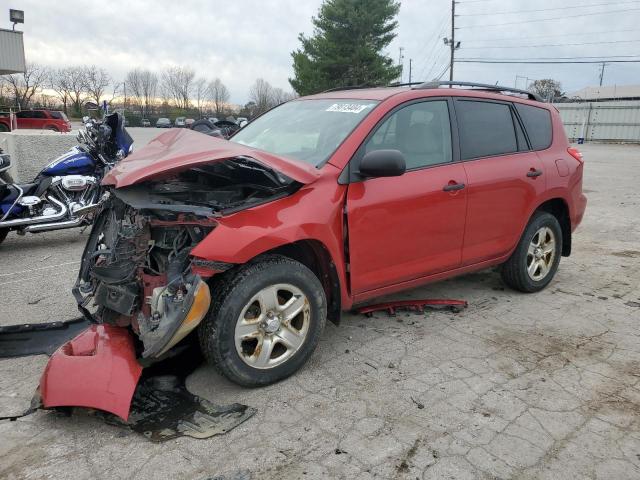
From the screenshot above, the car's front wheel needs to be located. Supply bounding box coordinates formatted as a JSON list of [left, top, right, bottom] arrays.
[[501, 211, 563, 293], [199, 255, 327, 387]]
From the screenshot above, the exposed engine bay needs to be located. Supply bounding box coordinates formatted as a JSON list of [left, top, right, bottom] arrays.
[[74, 157, 301, 359]]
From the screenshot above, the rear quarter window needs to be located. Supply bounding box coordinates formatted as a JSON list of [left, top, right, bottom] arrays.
[[514, 103, 553, 150], [49, 111, 63, 119], [455, 100, 518, 160]]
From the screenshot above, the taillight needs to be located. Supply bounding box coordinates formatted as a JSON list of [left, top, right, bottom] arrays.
[[567, 147, 584, 164]]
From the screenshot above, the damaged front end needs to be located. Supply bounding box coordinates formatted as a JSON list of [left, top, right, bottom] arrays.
[[76, 156, 300, 358], [41, 154, 302, 419]]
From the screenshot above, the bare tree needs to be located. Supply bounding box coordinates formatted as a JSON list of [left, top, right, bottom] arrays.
[[125, 69, 143, 108], [248, 79, 295, 114], [161, 66, 195, 110], [194, 78, 209, 116], [271, 87, 297, 106], [67, 66, 89, 115], [85, 65, 112, 110], [208, 78, 230, 116], [125, 69, 158, 117], [249, 78, 275, 115], [529, 79, 564, 103], [49, 67, 73, 114], [3, 63, 49, 108]]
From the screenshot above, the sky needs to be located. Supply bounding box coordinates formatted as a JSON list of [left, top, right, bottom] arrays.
[[5, 0, 640, 104]]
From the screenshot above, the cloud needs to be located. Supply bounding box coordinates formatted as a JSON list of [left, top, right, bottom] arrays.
[[9, 0, 640, 102]]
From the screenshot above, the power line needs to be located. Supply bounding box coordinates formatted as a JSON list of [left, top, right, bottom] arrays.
[[457, 0, 640, 16], [462, 28, 639, 43], [462, 39, 640, 49], [457, 59, 640, 64], [415, 12, 450, 80], [425, 48, 450, 80], [459, 55, 640, 60], [456, 7, 640, 28], [435, 64, 450, 80]]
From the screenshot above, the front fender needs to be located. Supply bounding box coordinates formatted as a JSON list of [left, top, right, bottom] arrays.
[[190, 177, 352, 308]]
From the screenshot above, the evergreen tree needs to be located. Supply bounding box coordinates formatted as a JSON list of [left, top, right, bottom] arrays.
[[290, 0, 402, 95]]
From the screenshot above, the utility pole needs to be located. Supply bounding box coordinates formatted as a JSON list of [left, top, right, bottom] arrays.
[[443, 1, 461, 82], [409, 59, 413, 83], [599, 62, 607, 86], [398, 47, 405, 83]]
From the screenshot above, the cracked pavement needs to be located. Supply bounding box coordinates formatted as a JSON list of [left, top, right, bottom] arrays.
[[1, 143, 639, 479]]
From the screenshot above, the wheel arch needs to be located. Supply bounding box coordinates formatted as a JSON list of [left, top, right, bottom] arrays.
[[255, 240, 342, 325], [534, 197, 571, 256]]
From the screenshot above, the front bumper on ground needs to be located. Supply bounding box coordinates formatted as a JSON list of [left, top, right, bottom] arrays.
[[39, 324, 142, 420], [39, 278, 212, 420]]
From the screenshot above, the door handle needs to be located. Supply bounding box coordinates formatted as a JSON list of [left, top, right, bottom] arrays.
[[443, 182, 465, 192], [527, 169, 543, 178]]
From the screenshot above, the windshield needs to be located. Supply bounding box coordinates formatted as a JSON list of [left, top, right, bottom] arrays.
[[231, 99, 379, 166]]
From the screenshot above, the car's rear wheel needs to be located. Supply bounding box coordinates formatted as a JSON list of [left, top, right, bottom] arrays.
[[0, 124, 9, 132], [501, 211, 562, 293], [0, 228, 9, 245], [198, 255, 327, 387], [46, 126, 59, 132]]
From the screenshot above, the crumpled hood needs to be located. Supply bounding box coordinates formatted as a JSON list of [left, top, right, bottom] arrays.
[[102, 128, 321, 188]]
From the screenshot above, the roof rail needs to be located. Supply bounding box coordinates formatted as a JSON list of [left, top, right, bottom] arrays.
[[387, 81, 425, 88], [320, 83, 376, 93], [321, 81, 424, 93], [413, 81, 542, 102]]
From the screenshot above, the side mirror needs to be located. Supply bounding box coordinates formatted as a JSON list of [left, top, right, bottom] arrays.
[[359, 149, 406, 178]]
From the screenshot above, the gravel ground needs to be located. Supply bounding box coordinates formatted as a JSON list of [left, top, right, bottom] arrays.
[[1, 143, 639, 480]]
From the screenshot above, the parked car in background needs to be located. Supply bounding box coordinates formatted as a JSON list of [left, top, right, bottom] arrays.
[[190, 119, 240, 138], [77, 81, 586, 388], [0, 110, 72, 132], [185, 118, 195, 128], [207, 117, 219, 124], [174, 117, 187, 128], [156, 118, 171, 128], [141, 119, 151, 127]]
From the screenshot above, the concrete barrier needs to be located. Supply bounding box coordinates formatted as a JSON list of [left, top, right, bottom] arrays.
[[0, 130, 78, 182]]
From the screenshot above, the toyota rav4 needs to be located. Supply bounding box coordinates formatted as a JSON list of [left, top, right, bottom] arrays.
[[61, 81, 587, 396]]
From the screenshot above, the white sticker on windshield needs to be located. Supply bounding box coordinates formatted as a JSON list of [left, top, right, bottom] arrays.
[[326, 103, 371, 114]]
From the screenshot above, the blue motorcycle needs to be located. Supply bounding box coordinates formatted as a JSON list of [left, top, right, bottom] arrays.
[[0, 113, 133, 245]]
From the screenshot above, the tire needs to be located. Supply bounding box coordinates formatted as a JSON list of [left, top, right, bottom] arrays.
[[46, 126, 59, 132], [0, 228, 8, 245], [501, 211, 563, 293], [199, 255, 327, 387], [0, 123, 8, 132]]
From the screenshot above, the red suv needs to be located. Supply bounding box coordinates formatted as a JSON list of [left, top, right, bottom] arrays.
[[0, 110, 72, 132], [69, 81, 587, 392]]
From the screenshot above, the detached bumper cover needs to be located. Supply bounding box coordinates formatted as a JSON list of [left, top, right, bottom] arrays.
[[39, 324, 142, 421]]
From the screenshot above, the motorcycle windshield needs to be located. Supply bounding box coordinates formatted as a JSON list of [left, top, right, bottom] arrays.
[[106, 113, 134, 155], [117, 124, 134, 155]]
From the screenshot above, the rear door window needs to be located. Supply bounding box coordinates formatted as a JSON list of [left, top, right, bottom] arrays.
[[455, 100, 518, 160], [514, 103, 553, 150]]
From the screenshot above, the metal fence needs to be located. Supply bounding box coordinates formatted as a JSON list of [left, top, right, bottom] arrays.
[[554, 101, 640, 143]]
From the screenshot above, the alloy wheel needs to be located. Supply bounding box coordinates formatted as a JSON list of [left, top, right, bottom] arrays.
[[234, 283, 310, 369], [526, 226, 556, 281]]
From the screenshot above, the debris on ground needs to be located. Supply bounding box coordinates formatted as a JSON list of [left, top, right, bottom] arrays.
[[123, 375, 255, 442], [0, 317, 90, 358], [356, 299, 468, 317], [0, 320, 255, 441]]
